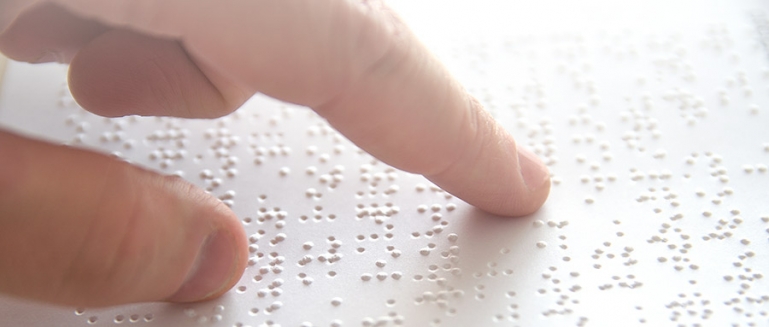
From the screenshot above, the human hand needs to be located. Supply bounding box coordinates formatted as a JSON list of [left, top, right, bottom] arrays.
[[0, 0, 550, 307]]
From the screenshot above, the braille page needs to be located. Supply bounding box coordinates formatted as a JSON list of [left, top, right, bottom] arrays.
[[0, 0, 768, 326]]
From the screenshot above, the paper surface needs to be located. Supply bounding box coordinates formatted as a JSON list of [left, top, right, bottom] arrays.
[[0, 1, 768, 326]]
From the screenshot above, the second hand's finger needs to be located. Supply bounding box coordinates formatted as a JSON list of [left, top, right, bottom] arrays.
[[0, 129, 248, 306]]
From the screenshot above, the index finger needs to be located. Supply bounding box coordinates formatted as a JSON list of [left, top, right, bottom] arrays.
[[312, 13, 552, 216], [51, 0, 551, 216]]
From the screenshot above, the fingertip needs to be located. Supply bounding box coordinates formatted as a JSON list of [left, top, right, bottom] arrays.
[[488, 146, 551, 217], [164, 183, 248, 303], [165, 227, 247, 303], [512, 146, 551, 215], [425, 136, 551, 218]]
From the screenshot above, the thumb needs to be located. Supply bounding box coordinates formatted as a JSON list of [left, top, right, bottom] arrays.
[[0, 130, 248, 307]]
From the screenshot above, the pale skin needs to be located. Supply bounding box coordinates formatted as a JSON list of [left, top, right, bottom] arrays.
[[0, 0, 550, 307]]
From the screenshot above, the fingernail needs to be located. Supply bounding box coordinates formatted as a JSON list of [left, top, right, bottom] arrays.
[[517, 146, 550, 192], [167, 230, 238, 302]]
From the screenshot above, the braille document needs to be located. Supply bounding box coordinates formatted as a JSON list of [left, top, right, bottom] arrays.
[[0, 0, 767, 326]]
